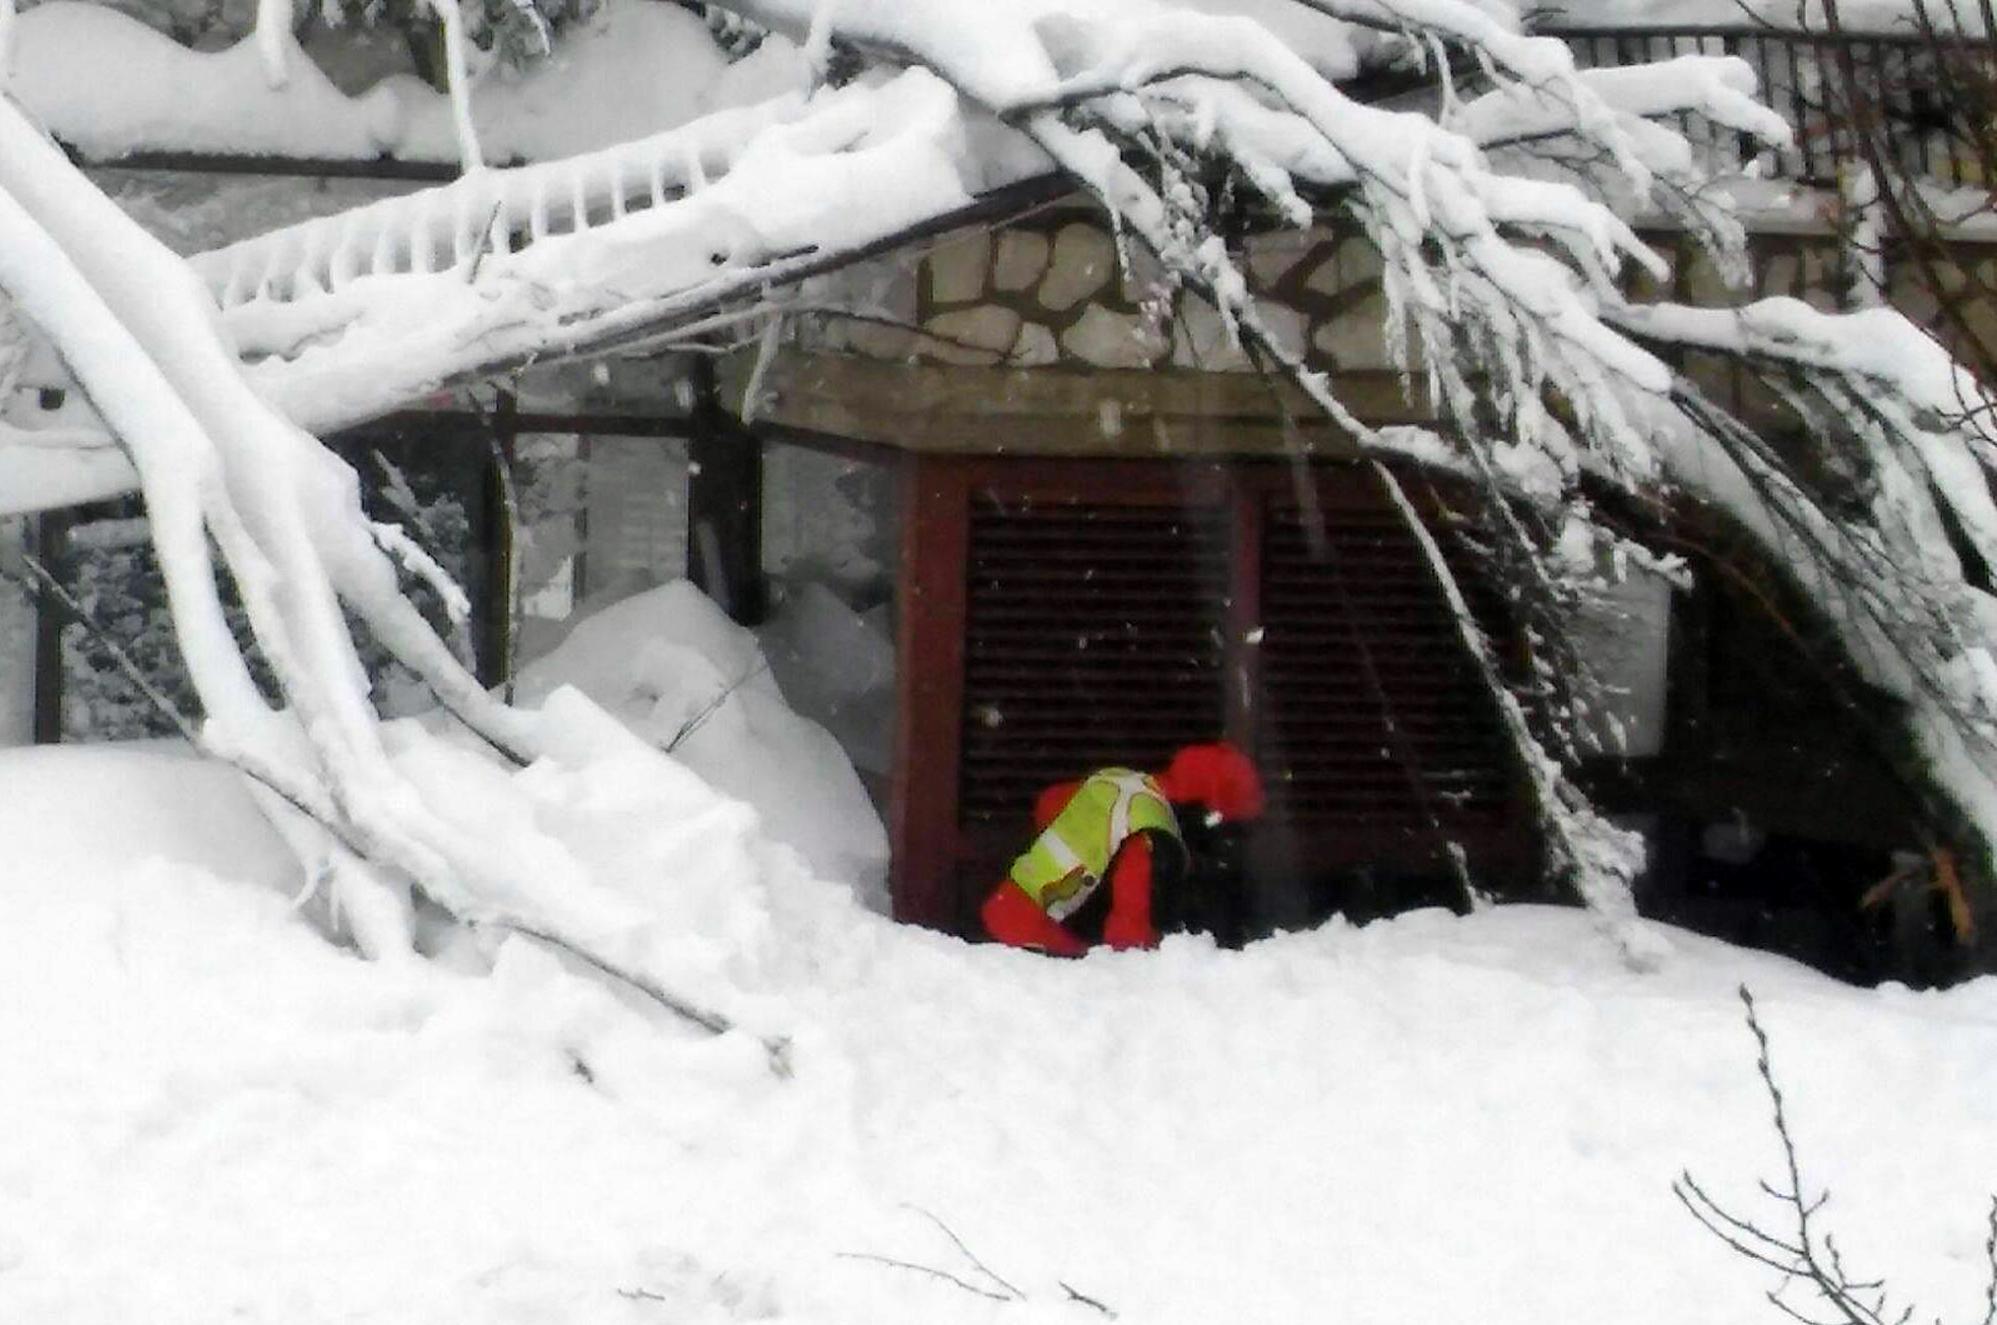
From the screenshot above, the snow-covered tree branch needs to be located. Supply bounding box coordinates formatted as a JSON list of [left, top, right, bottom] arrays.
[[3, 0, 1996, 971]]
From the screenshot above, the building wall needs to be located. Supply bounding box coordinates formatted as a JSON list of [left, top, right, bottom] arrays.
[[807, 211, 1997, 394], [809, 213, 1399, 378]]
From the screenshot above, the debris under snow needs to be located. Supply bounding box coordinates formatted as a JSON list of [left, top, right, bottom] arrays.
[[0, 735, 1995, 1323]]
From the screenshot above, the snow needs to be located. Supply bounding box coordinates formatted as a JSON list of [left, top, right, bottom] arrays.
[[8, 0, 812, 164], [514, 580, 890, 909], [3, 734, 1997, 1322], [1555, 0, 1991, 33], [5, 0, 1366, 167], [2, 24, 1995, 1322]]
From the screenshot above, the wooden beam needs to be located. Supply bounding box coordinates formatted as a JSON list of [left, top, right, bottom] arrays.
[[479, 396, 518, 690], [721, 351, 1436, 458], [890, 454, 971, 932], [687, 359, 766, 626], [30, 511, 69, 744]]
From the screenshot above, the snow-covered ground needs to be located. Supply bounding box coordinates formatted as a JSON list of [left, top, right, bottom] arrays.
[[4, 731, 1997, 1322]]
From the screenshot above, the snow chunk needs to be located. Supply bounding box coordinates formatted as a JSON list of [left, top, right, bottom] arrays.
[[0, 742, 298, 895], [514, 581, 889, 906]]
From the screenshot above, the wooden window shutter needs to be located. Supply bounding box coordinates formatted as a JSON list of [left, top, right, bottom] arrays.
[[1254, 496, 1514, 842], [959, 496, 1229, 822]]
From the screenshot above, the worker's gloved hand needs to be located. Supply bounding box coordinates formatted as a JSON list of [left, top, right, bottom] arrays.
[[1161, 742, 1267, 823]]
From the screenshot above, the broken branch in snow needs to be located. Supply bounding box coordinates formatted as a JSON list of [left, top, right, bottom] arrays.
[[498, 919, 793, 1077], [1675, 985, 1997, 1325], [1060, 1280, 1117, 1317], [3, 560, 783, 1075], [837, 1205, 1112, 1314], [903, 1203, 1024, 1302], [1370, 461, 1662, 969], [832, 1252, 1019, 1304], [665, 659, 769, 754], [1239, 336, 1484, 913], [7, 549, 199, 739], [6, 552, 377, 876], [10, 0, 1997, 987]]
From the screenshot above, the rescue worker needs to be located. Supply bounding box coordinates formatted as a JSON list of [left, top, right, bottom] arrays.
[[981, 741, 1266, 956]]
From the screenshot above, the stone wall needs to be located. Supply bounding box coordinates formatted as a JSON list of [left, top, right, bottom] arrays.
[[812, 211, 1399, 377], [1647, 229, 1997, 423], [811, 211, 1997, 386]]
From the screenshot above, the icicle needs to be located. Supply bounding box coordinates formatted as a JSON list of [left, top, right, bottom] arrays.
[[409, 192, 436, 275], [446, 189, 468, 267], [527, 175, 549, 242], [328, 220, 359, 289], [370, 218, 396, 277], [255, 0, 290, 89], [428, 0, 486, 173]]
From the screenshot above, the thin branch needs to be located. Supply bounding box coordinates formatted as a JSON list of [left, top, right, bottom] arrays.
[[903, 1204, 1025, 1301], [1060, 1280, 1119, 1317], [664, 660, 769, 753], [4, 555, 786, 1074], [500, 919, 792, 1077], [832, 1252, 1017, 1303]]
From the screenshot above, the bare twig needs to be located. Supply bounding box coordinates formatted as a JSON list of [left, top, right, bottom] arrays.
[[665, 660, 770, 753], [1678, 984, 1997, 1325], [832, 1252, 1018, 1303], [499, 919, 792, 1077], [904, 1203, 1024, 1301], [837, 1206, 1117, 1316], [1061, 1280, 1118, 1317]]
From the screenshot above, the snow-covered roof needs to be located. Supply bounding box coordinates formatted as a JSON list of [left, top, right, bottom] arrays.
[[3, 0, 1374, 166], [6, 0, 811, 164]]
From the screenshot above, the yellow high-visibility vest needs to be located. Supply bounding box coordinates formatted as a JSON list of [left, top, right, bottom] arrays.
[[1010, 769, 1182, 922]]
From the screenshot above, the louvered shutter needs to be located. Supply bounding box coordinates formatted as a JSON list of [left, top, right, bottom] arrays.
[[959, 497, 1229, 823], [1256, 500, 1513, 846]]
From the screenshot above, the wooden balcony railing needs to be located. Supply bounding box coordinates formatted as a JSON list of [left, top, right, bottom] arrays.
[[1540, 25, 1995, 188]]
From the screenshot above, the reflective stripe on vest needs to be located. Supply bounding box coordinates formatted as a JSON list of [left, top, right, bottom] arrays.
[[1010, 769, 1182, 923]]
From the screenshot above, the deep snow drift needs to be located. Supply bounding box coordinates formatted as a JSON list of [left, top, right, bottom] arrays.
[[512, 581, 890, 908], [3, 729, 1996, 1324]]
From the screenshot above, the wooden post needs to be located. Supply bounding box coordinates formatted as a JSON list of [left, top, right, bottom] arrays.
[[480, 394, 518, 690], [1224, 472, 1265, 753], [687, 358, 766, 625], [890, 454, 970, 931], [30, 511, 69, 744]]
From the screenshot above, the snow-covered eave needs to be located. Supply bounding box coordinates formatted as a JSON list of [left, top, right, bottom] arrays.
[[0, 163, 1074, 518], [77, 149, 462, 184]]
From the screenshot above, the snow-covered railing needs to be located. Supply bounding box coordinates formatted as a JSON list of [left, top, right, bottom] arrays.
[[1544, 25, 1994, 187], [189, 105, 775, 310]]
